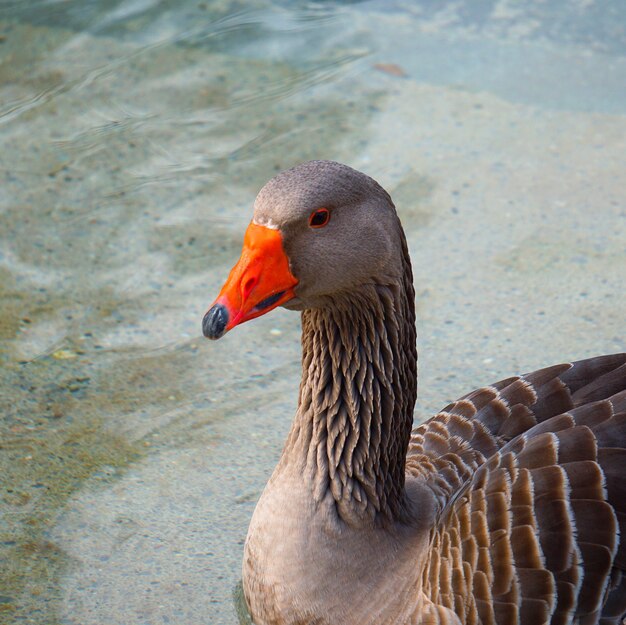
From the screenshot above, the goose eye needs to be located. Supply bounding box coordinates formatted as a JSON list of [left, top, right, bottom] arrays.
[[309, 208, 330, 228]]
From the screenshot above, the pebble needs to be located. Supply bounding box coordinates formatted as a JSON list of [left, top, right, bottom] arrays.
[[52, 349, 77, 360]]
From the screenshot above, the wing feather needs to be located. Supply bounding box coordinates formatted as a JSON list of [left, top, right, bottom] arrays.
[[411, 354, 626, 624]]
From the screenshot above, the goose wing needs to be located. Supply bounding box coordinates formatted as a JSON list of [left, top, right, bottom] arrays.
[[407, 354, 626, 625]]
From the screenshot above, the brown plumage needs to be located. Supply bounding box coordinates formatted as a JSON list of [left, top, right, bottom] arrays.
[[203, 160, 626, 625], [412, 358, 626, 625]]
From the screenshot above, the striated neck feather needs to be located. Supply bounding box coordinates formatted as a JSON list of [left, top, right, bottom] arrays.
[[282, 239, 417, 527]]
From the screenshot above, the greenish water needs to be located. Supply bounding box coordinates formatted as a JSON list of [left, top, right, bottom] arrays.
[[0, 1, 624, 624]]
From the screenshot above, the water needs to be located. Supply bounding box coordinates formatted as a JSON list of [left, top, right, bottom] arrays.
[[0, 1, 624, 623]]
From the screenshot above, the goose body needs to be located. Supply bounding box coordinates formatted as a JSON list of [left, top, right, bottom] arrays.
[[203, 161, 626, 625]]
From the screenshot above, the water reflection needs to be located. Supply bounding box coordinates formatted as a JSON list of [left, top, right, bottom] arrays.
[[0, 1, 625, 623]]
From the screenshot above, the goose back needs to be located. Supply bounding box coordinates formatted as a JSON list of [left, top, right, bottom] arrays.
[[409, 354, 626, 625]]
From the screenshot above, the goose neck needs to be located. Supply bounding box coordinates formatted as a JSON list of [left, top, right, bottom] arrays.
[[285, 264, 417, 527]]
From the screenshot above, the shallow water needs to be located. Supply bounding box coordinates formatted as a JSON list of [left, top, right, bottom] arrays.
[[0, 1, 624, 623]]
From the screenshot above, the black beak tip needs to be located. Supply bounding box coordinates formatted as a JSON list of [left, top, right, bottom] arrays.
[[202, 304, 229, 340]]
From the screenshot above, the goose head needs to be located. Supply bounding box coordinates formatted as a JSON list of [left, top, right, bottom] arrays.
[[202, 160, 404, 339]]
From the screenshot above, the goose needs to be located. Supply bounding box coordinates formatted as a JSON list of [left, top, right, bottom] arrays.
[[202, 160, 626, 625]]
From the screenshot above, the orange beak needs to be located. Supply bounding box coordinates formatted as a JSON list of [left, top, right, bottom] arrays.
[[202, 222, 298, 339]]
